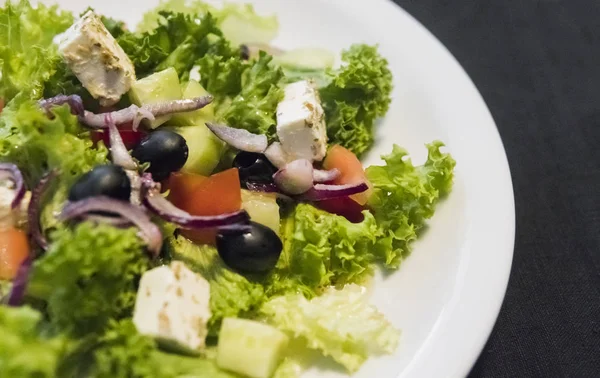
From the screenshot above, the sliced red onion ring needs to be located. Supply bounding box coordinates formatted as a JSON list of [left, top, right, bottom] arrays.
[[296, 182, 369, 202], [0, 163, 25, 209], [39, 95, 212, 129], [264, 142, 288, 169], [6, 255, 33, 307], [313, 168, 340, 183], [206, 122, 268, 153], [38, 95, 84, 116], [106, 115, 138, 170], [83, 214, 133, 228], [143, 186, 250, 229], [273, 159, 314, 195], [28, 169, 58, 251], [61, 196, 163, 257]]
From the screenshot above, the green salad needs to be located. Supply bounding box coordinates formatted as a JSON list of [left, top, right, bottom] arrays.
[[0, 1, 456, 377]]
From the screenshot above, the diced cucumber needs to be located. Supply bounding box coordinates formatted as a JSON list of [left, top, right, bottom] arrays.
[[171, 80, 216, 126], [129, 67, 182, 128], [170, 125, 225, 176], [241, 190, 280, 234], [217, 318, 288, 378], [273, 47, 336, 71]]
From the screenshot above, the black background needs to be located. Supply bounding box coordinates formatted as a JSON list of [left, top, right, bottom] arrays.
[[393, 0, 600, 377]]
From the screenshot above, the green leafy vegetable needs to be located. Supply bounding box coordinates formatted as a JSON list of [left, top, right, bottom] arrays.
[[261, 284, 400, 373], [0, 0, 73, 103], [269, 204, 382, 296], [28, 222, 150, 336], [137, 0, 278, 45], [167, 236, 266, 334], [219, 52, 284, 137], [0, 306, 68, 377], [153, 350, 240, 378], [366, 141, 456, 267], [320, 44, 393, 157]]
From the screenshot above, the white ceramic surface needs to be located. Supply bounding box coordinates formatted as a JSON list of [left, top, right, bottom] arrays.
[[30, 0, 516, 377]]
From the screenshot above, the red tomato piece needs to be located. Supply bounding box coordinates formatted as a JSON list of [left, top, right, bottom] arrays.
[[0, 228, 30, 280], [91, 121, 146, 150], [166, 169, 242, 245], [322, 145, 372, 205]]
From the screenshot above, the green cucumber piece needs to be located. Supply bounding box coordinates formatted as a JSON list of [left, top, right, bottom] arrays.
[[171, 80, 216, 126], [241, 190, 280, 234], [217, 318, 288, 378], [129, 67, 182, 128], [170, 125, 225, 176]]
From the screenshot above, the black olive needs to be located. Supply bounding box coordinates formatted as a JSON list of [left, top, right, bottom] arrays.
[[216, 221, 283, 274], [68, 164, 131, 201], [232, 152, 278, 188], [132, 130, 188, 181], [240, 44, 250, 60]]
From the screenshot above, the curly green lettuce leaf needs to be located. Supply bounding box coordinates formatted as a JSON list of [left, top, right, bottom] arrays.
[[28, 222, 150, 336], [219, 52, 284, 137], [320, 44, 393, 157], [261, 284, 400, 373], [0, 0, 73, 102], [137, 0, 278, 45], [0, 306, 69, 377], [167, 235, 265, 335], [119, 11, 236, 79], [267, 203, 382, 297], [366, 141, 456, 267]]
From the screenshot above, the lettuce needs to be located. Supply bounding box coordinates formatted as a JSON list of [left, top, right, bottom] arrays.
[[269, 204, 382, 296], [261, 284, 400, 373], [320, 44, 393, 157], [0, 0, 73, 102], [137, 0, 279, 45], [167, 236, 266, 335], [0, 306, 69, 377], [366, 141, 456, 267], [28, 223, 150, 336]]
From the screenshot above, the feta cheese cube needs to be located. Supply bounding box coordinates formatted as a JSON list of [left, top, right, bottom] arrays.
[[0, 186, 30, 229], [57, 11, 136, 106], [133, 261, 211, 353], [276, 80, 327, 162]]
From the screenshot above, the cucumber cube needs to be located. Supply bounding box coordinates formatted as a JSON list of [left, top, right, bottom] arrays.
[[129, 67, 182, 128], [170, 125, 225, 176], [217, 318, 288, 378], [241, 190, 280, 234]]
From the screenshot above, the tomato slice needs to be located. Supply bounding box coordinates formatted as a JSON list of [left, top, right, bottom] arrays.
[[166, 169, 242, 244], [91, 121, 146, 150], [317, 197, 366, 223], [0, 228, 30, 280], [322, 145, 372, 205]]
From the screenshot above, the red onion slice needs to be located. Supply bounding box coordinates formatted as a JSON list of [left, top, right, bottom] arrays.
[[61, 196, 163, 257], [143, 186, 250, 229], [0, 163, 26, 209], [273, 159, 314, 195], [6, 255, 32, 307], [28, 169, 58, 251], [264, 142, 288, 169], [106, 115, 138, 170], [206, 122, 268, 153], [83, 214, 133, 228], [313, 168, 340, 183], [38, 95, 84, 116], [147, 96, 213, 118], [296, 182, 369, 202]]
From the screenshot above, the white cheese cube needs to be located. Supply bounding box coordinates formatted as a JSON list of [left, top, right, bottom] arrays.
[[0, 186, 30, 229], [133, 261, 211, 353], [276, 80, 327, 162], [57, 11, 136, 106]]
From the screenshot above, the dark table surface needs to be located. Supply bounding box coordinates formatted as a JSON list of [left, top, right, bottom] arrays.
[[392, 0, 600, 377]]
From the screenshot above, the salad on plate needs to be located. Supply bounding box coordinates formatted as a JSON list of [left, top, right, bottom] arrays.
[[0, 1, 456, 377]]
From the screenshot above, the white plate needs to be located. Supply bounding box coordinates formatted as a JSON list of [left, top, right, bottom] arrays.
[[34, 0, 516, 377]]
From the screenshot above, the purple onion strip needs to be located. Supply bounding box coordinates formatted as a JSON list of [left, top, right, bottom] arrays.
[[0, 163, 26, 209], [38, 95, 84, 117], [273, 159, 314, 195], [28, 169, 58, 251], [61, 196, 163, 257], [6, 255, 33, 307], [206, 122, 268, 153], [296, 182, 370, 202], [106, 114, 138, 170], [264, 142, 288, 169], [313, 168, 340, 183]]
